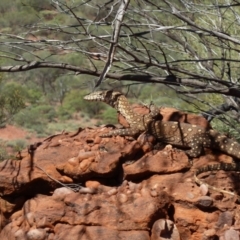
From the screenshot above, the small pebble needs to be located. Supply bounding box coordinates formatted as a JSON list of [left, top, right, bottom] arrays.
[[107, 188, 118, 196], [200, 184, 209, 196], [150, 190, 158, 197], [52, 187, 74, 201], [203, 228, 216, 237], [224, 229, 239, 240], [79, 187, 97, 194], [118, 193, 128, 203], [26, 229, 46, 240], [68, 157, 78, 165], [14, 229, 25, 240], [196, 196, 213, 208], [133, 193, 141, 198], [216, 212, 233, 228]]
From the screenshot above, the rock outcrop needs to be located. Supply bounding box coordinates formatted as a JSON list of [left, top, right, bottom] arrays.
[[0, 107, 239, 240]]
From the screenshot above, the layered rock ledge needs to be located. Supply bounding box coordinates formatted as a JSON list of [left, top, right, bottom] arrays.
[[0, 107, 239, 240]]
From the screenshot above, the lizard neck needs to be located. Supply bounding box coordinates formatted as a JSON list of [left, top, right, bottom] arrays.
[[114, 94, 140, 123]]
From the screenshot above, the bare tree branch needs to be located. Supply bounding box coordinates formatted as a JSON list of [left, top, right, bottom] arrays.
[[1, 0, 240, 130], [95, 0, 130, 87]]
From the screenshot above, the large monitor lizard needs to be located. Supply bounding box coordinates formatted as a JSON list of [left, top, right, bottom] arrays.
[[84, 90, 240, 159], [84, 90, 240, 198]]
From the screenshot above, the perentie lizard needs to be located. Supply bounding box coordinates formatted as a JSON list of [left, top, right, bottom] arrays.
[[84, 90, 240, 159], [84, 90, 240, 199]]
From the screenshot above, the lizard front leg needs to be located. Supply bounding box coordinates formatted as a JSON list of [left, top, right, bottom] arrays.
[[143, 103, 161, 126], [185, 139, 204, 158]]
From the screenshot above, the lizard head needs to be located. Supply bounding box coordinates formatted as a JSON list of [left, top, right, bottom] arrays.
[[84, 90, 123, 107]]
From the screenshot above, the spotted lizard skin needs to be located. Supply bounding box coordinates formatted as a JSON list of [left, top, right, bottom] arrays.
[[84, 90, 160, 137], [194, 163, 240, 199], [148, 121, 240, 159]]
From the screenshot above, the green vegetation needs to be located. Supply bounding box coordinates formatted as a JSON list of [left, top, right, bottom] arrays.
[[13, 105, 56, 135], [100, 107, 118, 125], [0, 141, 9, 161], [0, 139, 29, 162], [0, 80, 25, 127], [0, 0, 239, 141], [6, 139, 27, 153]]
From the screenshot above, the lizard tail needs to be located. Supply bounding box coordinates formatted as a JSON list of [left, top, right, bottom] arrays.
[[194, 163, 240, 200]]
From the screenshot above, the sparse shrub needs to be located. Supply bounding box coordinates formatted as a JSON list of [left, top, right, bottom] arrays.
[[14, 105, 56, 124], [0, 142, 9, 161], [35, 105, 57, 121], [13, 104, 56, 134], [25, 135, 32, 140], [0, 82, 26, 125], [20, 0, 54, 12], [24, 88, 42, 104], [7, 139, 27, 152], [46, 121, 80, 134], [57, 106, 72, 121], [96, 120, 102, 126], [32, 124, 46, 134], [39, 10, 58, 20], [62, 90, 107, 117], [211, 116, 240, 142], [14, 107, 42, 128], [100, 107, 118, 125]]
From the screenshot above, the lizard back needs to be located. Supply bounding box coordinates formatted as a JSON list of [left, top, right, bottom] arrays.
[[149, 120, 240, 159]]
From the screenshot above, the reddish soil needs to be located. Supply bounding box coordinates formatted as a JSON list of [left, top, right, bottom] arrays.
[[0, 125, 45, 158], [0, 125, 42, 143]]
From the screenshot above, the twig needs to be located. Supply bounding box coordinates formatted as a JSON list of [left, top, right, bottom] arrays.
[[95, 0, 130, 87], [35, 164, 82, 192]]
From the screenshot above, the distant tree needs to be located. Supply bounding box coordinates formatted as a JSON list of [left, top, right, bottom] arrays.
[[1, 0, 240, 134], [0, 80, 25, 126]]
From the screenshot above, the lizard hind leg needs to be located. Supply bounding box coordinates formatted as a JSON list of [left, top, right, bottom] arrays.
[[143, 103, 162, 128], [185, 140, 204, 158]]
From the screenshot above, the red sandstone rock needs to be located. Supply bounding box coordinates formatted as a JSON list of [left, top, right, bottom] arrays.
[[54, 224, 150, 240], [0, 107, 239, 240], [123, 146, 190, 179]]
